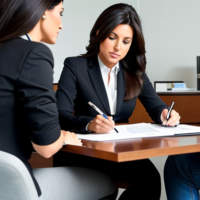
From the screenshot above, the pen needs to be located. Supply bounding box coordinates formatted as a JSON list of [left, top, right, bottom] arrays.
[[164, 101, 175, 127], [167, 101, 175, 120], [88, 101, 118, 133]]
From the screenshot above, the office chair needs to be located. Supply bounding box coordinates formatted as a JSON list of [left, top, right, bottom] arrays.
[[0, 151, 38, 200]]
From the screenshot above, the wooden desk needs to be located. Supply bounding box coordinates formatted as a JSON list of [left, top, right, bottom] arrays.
[[61, 133, 200, 162], [28, 133, 200, 189], [29, 87, 200, 168], [59, 89, 200, 163], [29, 134, 200, 168]]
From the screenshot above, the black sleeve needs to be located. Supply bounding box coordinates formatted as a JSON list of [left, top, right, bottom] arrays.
[[56, 58, 93, 133], [138, 74, 169, 123], [16, 43, 60, 145]]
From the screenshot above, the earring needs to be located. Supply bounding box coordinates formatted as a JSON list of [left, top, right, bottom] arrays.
[[42, 15, 46, 20]]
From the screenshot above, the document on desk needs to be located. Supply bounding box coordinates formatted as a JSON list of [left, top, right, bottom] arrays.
[[77, 123, 172, 141], [77, 123, 200, 141], [151, 124, 200, 136]]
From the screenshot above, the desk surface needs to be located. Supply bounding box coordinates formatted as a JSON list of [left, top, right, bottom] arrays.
[[61, 134, 200, 162]]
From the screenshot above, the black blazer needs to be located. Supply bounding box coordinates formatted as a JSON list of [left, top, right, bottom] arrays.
[[57, 56, 168, 133], [0, 38, 60, 196]]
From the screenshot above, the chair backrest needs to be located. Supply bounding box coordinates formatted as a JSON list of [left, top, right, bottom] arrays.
[[0, 151, 38, 200]]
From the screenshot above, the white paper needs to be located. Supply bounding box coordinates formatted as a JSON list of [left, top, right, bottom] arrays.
[[77, 123, 176, 141], [77, 123, 200, 141], [151, 124, 200, 134]]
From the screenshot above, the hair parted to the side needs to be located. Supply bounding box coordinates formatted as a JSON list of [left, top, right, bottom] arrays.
[[0, 0, 63, 44], [82, 3, 146, 101]]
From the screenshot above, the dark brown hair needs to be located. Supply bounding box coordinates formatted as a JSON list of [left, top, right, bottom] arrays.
[[82, 3, 146, 100], [0, 0, 63, 44]]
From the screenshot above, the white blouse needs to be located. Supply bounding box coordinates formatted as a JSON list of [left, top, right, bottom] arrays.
[[97, 55, 120, 115]]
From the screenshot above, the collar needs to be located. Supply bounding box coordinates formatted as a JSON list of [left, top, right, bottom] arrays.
[[98, 55, 120, 75], [21, 33, 32, 41]]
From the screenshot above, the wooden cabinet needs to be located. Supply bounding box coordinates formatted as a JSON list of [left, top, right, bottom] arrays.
[[129, 92, 200, 124]]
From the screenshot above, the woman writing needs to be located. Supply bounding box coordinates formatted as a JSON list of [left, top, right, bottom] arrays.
[[0, 0, 117, 199], [55, 3, 180, 200]]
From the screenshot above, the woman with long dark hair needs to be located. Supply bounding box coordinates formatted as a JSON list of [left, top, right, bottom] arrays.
[[0, 0, 117, 199], [55, 3, 180, 199]]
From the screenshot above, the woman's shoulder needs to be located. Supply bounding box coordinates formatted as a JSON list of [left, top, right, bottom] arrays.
[[8, 38, 48, 48], [64, 56, 88, 65], [63, 56, 90, 72], [0, 38, 53, 63], [6, 38, 53, 59]]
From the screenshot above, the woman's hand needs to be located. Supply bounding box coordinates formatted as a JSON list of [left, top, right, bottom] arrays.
[[88, 115, 115, 133], [160, 109, 181, 127], [62, 130, 82, 146]]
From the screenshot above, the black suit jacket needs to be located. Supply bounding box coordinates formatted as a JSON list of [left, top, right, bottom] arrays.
[[0, 38, 60, 196], [57, 56, 168, 133]]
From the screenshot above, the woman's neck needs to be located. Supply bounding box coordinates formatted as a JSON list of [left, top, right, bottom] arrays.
[[28, 23, 42, 42]]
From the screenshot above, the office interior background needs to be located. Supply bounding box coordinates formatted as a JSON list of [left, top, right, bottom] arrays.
[[46, 0, 200, 199]]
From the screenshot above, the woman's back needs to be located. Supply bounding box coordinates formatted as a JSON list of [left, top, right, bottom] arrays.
[[0, 38, 60, 195], [0, 37, 58, 157]]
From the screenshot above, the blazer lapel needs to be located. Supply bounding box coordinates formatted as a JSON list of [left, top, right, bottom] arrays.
[[87, 57, 111, 115], [116, 62, 125, 114]]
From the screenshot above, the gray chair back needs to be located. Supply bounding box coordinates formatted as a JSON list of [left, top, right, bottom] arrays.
[[0, 151, 38, 200]]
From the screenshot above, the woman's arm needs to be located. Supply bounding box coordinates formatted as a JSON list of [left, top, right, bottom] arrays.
[[56, 58, 94, 133], [17, 43, 81, 158], [139, 74, 180, 125], [57, 57, 115, 133], [138, 74, 169, 123], [32, 130, 81, 158]]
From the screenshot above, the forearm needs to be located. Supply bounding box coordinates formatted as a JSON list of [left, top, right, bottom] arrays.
[[149, 105, 169, 123], [32, 131, 64, 158], [138, 75, 169, 123]]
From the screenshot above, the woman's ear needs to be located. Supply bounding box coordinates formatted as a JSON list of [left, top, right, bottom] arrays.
[[96, 29, 99, 36]]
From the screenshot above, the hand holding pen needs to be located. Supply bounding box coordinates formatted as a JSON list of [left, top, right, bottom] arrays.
[[161, 101, 181, 127], [88, 102, 118, 134]]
